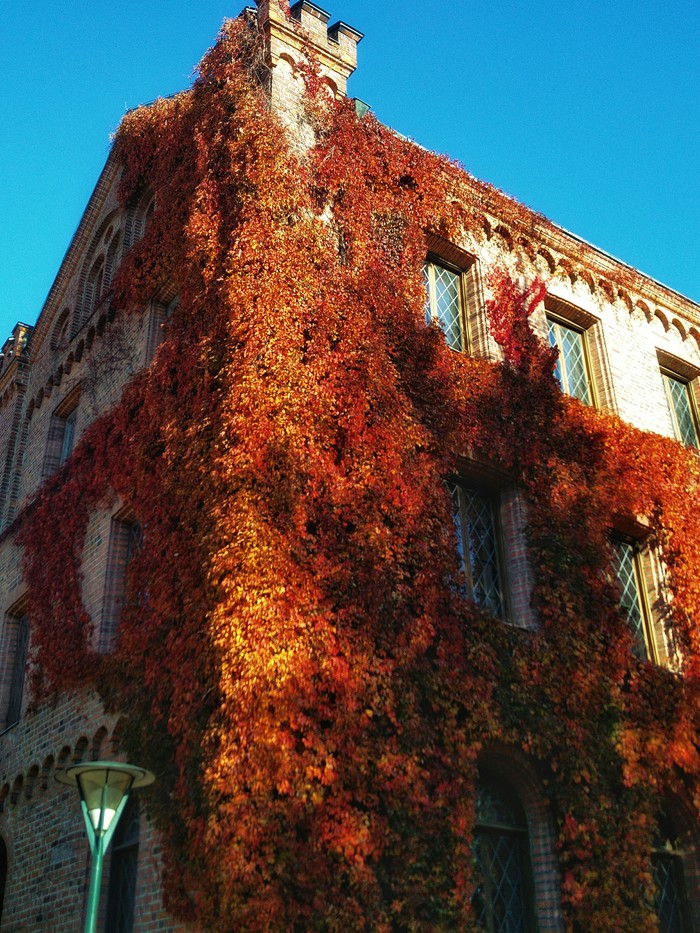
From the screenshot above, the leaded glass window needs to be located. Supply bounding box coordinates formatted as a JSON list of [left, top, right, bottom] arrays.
[[613, 541, 651, 661], [662, 373, 699, 448], [547, 317, 592, 405], [423, 260, 464, 351], [106, 798, 140, 933], [653, 813, 691, 933], [59, 408, 77, 466], [449, 482, 505, 618], [473, 779, 534, 932], [5, 614, 29, 728]]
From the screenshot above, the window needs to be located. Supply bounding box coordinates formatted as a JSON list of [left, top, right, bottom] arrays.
[[424, 259, 464, 350], [100, 512, 143, 653], [105, 797, 140, 933], [662, 371, 699, 448], [547, 316, 593, 404], [449, 480, 506, 618], [2, 612, 29, 730], [58, 408, 77, 465], [613, 539, 654, 661], [43, 389, 80, 476], [544, 296, 615, 411], [473, 775, 535, 932], [653, 812, 692, 933], [423, 235, 486, 355]]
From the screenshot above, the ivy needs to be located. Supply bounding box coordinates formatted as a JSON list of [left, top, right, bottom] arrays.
[[17, 15, 700, 931]]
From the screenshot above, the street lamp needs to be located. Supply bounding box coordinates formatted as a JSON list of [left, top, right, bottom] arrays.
[[56, 761, 154, 933]]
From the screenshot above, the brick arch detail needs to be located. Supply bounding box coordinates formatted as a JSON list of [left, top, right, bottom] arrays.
[[0, 720, 123, 813], [73, 210, 122, 336]]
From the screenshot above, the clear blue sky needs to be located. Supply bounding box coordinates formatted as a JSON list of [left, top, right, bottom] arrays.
[[1, 0, 698, 341]]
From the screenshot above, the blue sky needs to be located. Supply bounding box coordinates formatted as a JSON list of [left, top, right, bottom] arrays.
[[1, 0, 698, 341]]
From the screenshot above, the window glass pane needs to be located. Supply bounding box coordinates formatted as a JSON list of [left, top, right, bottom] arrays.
[[547, 319, 591, 405], [462, 488, 504, 617], [448, 481, 467, 573], [474, 782, 532, 933], [662, 374, 699, 447], [424, 261, 463, 351], [548, 323, 564, 390], [59, 410, 77, 465], [449, 483, 504, 618], [654, 853, 688, 933], [613, 542, 648, 660], [477, 785, 524, 830], [653, 812, 691, 933]]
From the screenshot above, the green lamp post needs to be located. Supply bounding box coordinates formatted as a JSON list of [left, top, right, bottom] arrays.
[[56, 761, 154, 933]]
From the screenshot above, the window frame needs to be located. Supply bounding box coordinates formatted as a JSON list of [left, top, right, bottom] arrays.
[[424, 255, 466, 352], [43, 386, 81, 477], [612, 535, 658, 663], [449, 477, 510, 622], [653, 810, 694, 933], [544, 295, 615, 412], [657, 351, 700, 449], [473, 770, 537, 932], [547, 312, 595, 405], [423, 234, 483, 355], [100, 508, 143, 654], [1, 599, 30, 733], [662, 371, 699, 447]]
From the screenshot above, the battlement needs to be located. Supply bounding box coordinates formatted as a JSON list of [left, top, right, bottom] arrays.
[[255, 0, 362, 99]]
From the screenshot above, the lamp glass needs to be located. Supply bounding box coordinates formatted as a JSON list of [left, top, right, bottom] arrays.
[[77, 768, 134, 833]]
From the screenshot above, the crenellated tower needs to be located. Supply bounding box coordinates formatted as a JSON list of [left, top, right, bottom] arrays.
[[254, 0, 363, 139]]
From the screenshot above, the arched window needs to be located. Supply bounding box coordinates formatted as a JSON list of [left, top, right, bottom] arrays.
[[473, 774, 536, 932], [105, 797, 140, 933], [654, 811, 692, 933]]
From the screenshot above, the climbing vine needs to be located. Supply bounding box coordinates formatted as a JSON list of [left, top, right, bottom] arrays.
[[17, 12, 700, 932]]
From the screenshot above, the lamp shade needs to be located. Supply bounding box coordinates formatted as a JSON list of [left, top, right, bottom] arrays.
[[56, 761, 154, 834]]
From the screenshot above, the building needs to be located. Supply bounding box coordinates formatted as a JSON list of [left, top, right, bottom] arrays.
[[1, 2, 699, 930]]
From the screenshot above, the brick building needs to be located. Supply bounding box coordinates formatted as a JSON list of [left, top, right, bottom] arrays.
[[1, 2, 699, 930]]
